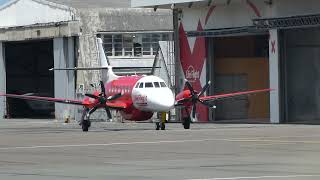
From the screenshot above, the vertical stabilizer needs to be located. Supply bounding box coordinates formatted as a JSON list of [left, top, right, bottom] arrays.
[[96, 38, 119, 82]]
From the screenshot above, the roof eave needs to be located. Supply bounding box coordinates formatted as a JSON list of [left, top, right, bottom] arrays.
[[131, 0, 206, 8]]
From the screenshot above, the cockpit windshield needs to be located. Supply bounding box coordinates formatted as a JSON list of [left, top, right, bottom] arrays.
[[145, 82, 153, 88], [154, 82, 160, 88], [160, 82, 167, 87], [135, 81, 167, 88]]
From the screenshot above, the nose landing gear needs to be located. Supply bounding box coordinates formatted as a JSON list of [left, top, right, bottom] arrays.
[[155, 112, 167, 130], [155, 122, 165, 130]]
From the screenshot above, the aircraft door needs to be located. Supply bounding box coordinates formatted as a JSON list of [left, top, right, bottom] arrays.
[[215, 74, 248, 120]]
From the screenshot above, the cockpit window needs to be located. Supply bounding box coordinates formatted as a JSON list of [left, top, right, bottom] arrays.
[[135, 83, 140, 88], [145, 82, 153, 88], [160, 82, 167, 87], [139, 83, 144, 88], [154, 82, 160, 88]]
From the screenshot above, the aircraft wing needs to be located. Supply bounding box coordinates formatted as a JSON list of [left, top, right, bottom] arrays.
[[0, 93, 86, 106], [49, 67, 160, 71], [199, 89, 272, 103], [0, 93, 130, 110]]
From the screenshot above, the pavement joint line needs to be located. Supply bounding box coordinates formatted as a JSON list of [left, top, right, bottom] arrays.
[[1, 137, 320, 150], [187, 174, 320, 180]]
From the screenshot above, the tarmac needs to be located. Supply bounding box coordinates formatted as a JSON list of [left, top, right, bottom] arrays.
[[0, 119, 320, 180]]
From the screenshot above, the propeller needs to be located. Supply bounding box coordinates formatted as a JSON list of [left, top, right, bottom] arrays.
[[84, 81, 122, 119], [184, 80, 212, 119]]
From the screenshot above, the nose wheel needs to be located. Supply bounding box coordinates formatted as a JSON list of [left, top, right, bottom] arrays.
[[156, 112, 167, 130], [155, 122, 166, 130]]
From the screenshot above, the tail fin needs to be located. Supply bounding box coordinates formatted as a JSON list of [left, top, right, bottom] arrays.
[[97, 38, 109, 67], [96, 38, 119, 82]]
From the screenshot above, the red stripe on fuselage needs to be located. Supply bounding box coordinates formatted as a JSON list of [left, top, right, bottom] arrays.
[[105, 75, 143, 106]]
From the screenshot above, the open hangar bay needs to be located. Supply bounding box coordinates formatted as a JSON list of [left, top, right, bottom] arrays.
[[0, 120, 319, 180]]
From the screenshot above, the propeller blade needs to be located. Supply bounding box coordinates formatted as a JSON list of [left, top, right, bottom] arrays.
[[88, 106, 98, 115], [100, 81, 106, 96], [192, 104, 197, 119], [185, 80, 195, 96], [105, 107, 112, 119], [198, 81, 211, 97], [85, 93, 98, 99], [198, 99, 213, 107], [107, 93, 122, 101]]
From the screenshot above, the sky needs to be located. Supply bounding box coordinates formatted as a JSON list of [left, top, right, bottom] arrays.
[[0, 0, 10, 5]]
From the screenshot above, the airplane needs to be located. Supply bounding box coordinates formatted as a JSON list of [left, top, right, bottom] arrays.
[[0, 38, 272, 131]]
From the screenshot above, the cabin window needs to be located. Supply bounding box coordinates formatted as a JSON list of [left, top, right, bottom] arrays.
[[160, 82, 167, 87], [139, 83, 144, 88], [145, 82, 153, 88], [154, 82, 160, 88], [135, 83, 140, 88]]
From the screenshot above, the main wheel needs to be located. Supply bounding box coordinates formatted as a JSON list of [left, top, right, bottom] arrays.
[[82, 120, 91, 132], [183, 117, 191, 129], [155, 122, 160, 130]]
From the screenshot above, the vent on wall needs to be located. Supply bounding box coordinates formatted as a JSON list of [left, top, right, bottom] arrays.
[[253, 14, 320, 29]]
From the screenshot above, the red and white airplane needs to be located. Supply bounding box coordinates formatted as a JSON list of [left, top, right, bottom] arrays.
[[0, 38, 271, 131]]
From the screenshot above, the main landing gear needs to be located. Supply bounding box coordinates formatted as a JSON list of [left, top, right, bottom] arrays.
[[182, 107, 191, 129], [80, 108, 91, 132], [183, 116, 191, 129]]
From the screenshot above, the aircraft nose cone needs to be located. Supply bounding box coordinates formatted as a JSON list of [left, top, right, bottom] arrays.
[[152, 89, 174, 111]]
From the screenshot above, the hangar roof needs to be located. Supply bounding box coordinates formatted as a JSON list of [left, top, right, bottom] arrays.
[[47, 0, 131, 8], [131, 0, 240, 8], [1, 0, 131, 9]]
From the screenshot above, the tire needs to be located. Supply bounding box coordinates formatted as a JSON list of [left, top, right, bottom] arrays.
[[155, 122, 160, 130], [82, 120, 90, 132], [183, 117, 191, 129]]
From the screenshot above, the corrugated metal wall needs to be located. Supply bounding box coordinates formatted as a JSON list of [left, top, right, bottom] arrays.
[[283, 27, 320, 123]]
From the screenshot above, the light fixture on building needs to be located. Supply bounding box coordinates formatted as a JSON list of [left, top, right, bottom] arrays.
[[264, 0, 272, 5], [170, 3, 175, 9]]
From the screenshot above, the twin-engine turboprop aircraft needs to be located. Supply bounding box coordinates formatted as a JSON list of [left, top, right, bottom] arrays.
[[0, 38, 271, 131]]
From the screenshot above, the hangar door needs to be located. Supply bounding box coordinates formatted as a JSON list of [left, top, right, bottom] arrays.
[[5, 40, 54, 118], [212, 35, 270, 122], [283, 28, 320, 123]]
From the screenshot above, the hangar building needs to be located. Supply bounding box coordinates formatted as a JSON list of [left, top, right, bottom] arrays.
[[133, 0, 320, 124], [0, 0, 173, 121]]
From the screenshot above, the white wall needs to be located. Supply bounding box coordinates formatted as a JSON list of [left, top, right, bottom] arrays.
[[0, 42, 5, 119], [269, 29, 280, 124], [54, 37, 75, 121], [131, 0, 205, 7], [141, 0, 320, 31], [0, 0, 75, 27]]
